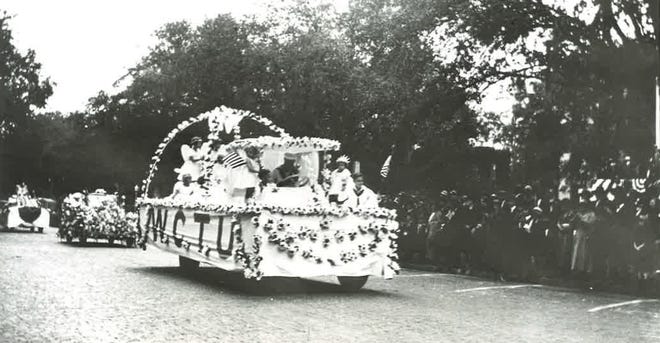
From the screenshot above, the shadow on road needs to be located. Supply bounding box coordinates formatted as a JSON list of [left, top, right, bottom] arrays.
[[131, 266, 396, 298], [57, 241, 134, 248], [0, 228, 45, 234]]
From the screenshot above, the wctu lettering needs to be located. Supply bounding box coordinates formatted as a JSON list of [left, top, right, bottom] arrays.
[[142, 207, 233, 256]]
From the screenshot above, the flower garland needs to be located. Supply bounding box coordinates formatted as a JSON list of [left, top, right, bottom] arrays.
[[211, 106, 290, 140], [226, 136, 340, 152], [136, 197, 397, 220], [141, 106, 290, 197], [231, 215, 264, 279]]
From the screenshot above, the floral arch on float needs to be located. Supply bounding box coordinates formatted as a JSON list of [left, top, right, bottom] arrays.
[[136, 106, 399, 290]]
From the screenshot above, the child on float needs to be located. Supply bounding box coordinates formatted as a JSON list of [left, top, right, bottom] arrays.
[[328, 155, 353, 206], [169, 173, 200, 200], [225, 146, 262, 203], [346, 173, 378, 209], [243, 146, 263, 200]]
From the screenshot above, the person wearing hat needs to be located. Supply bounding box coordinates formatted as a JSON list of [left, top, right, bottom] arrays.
[[346, 172, 378, 209], [425, 197, 445, 266], [271, 153, 308, 187], [328, 155, 353, 205], [571, 192, 596, 276], [590, 186, 616, 280], [175, 136, 205, 181]]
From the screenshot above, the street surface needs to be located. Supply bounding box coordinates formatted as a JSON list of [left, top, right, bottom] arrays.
[[2, 227, 660, 343]]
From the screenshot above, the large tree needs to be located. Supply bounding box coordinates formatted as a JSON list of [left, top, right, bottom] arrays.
[[0, 12, 54, 195], [445, 0, 659, 185], [343, 0, 485, 191], [86, 7, 375, 193], [0, 12, 53, 136]]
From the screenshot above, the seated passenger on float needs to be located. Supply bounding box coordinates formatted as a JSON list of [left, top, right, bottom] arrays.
[[169, 173, 199, 200], [270, 153, 309, 187], [346, 172, 378, 209]]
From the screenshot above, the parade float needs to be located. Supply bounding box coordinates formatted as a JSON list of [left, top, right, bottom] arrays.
[[58, 190, 138, 246], [1, 184, 51, 232], [137, 106, 399, 291]]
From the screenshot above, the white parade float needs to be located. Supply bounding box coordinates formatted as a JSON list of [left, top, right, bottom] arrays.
[[1, 184, 50, 233], [137, 106, 400, 291]]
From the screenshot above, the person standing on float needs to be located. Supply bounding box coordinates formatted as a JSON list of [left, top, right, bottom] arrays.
[[176, 137, 204, 181], [328, 155, 353, 205]]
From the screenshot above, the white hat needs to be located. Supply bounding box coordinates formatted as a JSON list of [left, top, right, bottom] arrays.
[[284, 153, 297, 160], [336, 155, 350, 164]]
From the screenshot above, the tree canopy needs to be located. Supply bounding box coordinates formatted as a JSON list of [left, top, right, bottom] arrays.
[[445, 0, 659, 185], [1, 0, 657, 198], [0, 12, 53, 136]]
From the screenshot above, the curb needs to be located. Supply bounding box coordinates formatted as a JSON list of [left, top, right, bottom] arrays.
[[401, 262, 660, 299]]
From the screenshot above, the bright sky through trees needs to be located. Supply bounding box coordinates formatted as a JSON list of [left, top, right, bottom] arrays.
[[2, 0, 347, 113], [2, 0, 520, 116]]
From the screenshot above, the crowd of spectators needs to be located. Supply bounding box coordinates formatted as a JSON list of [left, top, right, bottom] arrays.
[[383, 154, 660, 292]]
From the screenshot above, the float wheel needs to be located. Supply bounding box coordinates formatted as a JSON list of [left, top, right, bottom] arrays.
[[37, 227, 43, 233], [179, 256, 200, 271], [79, 235, 87, 244], [337, 276, 369, 292], [65, 235, 73, 243], [108, 238, 114, 246], [125, 237, 135, 247]]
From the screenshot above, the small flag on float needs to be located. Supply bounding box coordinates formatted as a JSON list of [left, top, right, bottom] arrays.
[[222, 152, 246, 169], [631, 178, 646, 193], [380, 155, 391, 179]]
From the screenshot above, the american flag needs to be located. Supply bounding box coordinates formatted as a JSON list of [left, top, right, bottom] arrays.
[[589, 178, 647, 193], [222, 152, 246, 169], [380, 155, 391, 179]]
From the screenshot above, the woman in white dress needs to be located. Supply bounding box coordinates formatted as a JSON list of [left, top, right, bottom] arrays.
[[175, 137, 204, 181]]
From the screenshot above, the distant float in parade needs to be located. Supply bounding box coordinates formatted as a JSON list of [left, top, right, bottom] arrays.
[[58, 189, 138, 246], [1, 183, 52, 233], [137, 106, 400, 291]]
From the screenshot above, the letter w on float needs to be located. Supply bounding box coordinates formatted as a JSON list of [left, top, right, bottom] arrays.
[[145, 207, 169, 240]]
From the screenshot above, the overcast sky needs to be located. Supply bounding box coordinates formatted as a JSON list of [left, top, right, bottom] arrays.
[[4, 0, 512, 116]]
